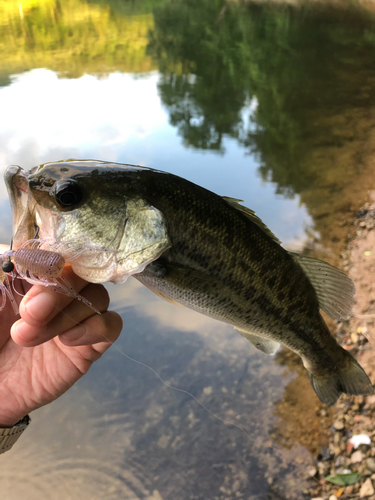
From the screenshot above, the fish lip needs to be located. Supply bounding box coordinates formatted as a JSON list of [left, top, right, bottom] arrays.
[[4, 165, 37, 248]]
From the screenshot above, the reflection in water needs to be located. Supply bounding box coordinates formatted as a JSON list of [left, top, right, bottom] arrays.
[[0, 0, 159, 78], [0, 0, 375, 499], [150, 0, 375, 255], [1, 281, 311, 500]]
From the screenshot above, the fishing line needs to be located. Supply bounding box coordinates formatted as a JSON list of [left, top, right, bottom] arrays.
[[7, 274, 322, 489], [61, 300, 323, 489], [10, 274, 254, 438]]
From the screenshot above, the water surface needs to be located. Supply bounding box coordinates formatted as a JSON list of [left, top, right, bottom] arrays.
[[1, 1, 375, 499]]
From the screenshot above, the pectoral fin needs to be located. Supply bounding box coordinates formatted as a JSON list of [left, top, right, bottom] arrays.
[[236, 328, 280, 355]]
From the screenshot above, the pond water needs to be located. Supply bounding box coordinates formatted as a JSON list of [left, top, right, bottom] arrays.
[[1, 1, 375, 499]]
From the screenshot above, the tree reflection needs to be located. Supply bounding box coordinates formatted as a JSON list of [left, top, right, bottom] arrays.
[[0, 0, 163, 80], [149, 0, 375, 194], [149, 0, 375, 257], [149, 0, 375, 455]]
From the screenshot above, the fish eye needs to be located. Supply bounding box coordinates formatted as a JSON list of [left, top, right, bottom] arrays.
[[2, 260, 14, 273], [54, 181, 83, 209]]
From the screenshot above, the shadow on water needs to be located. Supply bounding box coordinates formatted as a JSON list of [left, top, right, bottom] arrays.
[[1, 0, 375, 498]]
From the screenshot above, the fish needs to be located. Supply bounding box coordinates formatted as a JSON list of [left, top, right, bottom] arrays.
[[4, 159, 374, 406]]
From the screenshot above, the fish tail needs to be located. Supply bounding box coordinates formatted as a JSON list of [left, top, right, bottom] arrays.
[[308, 352, 374, 407]]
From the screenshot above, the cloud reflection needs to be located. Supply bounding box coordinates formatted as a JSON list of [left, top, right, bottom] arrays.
[[108, 278, 232, 346], [0, 68, 313, 250]]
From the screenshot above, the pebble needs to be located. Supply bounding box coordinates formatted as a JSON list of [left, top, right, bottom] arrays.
[[367, 458, 375, 472], [349, 434, 372, 449], [351, 450, 364, 463], [309, 208, 375, 500], [351, 331, 359, 343], [333, 419, 345, 431], [307, 465, 317, 477], [359, 478, 375, 497]]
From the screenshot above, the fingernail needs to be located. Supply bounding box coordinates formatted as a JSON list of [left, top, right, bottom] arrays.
[[24, 292, 57, 323], [12, 319, 46, 344]]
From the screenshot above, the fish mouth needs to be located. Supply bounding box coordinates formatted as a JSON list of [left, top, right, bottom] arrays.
[[4, 165, 38, 249]]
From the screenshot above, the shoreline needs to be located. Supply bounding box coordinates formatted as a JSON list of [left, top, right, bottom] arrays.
[[307, 192, 375, 499]]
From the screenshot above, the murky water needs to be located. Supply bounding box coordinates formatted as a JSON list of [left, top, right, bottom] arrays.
[[1, 1, 375, 499]]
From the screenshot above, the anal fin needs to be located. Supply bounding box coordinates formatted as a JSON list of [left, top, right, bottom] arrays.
[[236, 328, 280, 355]]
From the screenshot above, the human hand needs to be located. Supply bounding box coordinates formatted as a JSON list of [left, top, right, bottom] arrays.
[[0, 244, 123, 427]]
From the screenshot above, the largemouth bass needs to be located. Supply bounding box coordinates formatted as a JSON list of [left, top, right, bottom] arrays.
[[5, 160, 373, 406]]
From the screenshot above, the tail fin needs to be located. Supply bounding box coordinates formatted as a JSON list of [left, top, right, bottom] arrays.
[[308, 353, 374, 407]]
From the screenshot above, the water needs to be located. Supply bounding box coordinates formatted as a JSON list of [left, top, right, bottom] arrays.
[[1, 1, 375, 498]]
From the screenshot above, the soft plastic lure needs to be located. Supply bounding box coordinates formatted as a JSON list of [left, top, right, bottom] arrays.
[[0, 255, 19, 315], [1, 239, 101, 315]]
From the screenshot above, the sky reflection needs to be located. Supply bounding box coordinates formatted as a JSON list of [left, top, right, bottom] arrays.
[[0, 68, 313, 249], [0, 67, 314, 500]]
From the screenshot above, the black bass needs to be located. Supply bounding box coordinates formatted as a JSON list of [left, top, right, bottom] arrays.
[[5, 160, 373, 406]]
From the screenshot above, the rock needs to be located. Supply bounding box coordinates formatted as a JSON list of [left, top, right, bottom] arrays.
[[351, 450, 364, 463], [307, 466, 317, 477], [347, 441, 355, 453], [351, 332, 359, 343], [359, 478, 375, 497], [317, 461, 329, 475], [333, 419, 345, 431], [349, 434, 371, 449], [366, 395, 375, 405]]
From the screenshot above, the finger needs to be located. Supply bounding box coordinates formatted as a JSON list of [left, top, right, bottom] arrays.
[[59, 311, 123, 348], [11, 283, 110, 346], [18, 265, 90, 327]]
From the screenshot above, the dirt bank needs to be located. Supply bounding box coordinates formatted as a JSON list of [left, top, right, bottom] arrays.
[[307, 193, 375, 499]]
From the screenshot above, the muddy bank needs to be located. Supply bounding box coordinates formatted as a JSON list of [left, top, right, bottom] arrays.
[[306, 193, 375, 499]]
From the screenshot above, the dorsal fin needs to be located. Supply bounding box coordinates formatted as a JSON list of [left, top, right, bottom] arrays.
[[222, 197, 281, 245], [290, 252, 355, 320]]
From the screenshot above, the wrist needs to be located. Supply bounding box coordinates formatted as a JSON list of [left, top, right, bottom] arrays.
[[0, 412, 29, 428], [0, 420, 19, 428], [0, 415, 31, 454]]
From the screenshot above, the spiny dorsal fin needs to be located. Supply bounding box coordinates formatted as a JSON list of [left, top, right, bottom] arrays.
[[235, 328, 280, 356], [222, 197, 281, 245], [290, 252, 355, 320]]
